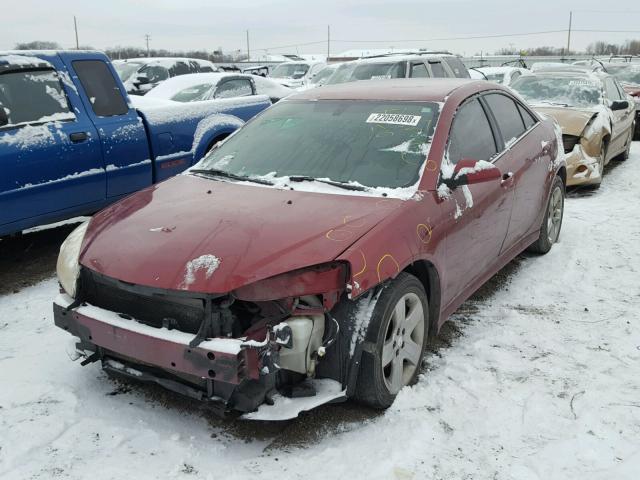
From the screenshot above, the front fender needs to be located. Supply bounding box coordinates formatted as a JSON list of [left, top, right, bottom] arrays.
[[191, 114, 245, 162]]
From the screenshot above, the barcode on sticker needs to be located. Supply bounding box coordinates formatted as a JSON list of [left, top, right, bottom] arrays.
[[366, 113, 421, 126]]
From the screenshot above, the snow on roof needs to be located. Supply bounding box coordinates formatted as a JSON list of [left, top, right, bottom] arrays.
[[0, 54, 52, 68]]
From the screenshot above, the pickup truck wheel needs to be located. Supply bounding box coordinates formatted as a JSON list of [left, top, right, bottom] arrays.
[[528, 175, 564, 254], [354, 272, 428, 409]]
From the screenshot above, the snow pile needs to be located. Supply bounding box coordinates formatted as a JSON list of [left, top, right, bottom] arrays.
[[349, 289, 382, 357], [181, 254, 221, 289]]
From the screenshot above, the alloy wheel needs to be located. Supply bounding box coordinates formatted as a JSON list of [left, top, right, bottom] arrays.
[[546, 186, 563, 244], [381, 292, 425, 394]]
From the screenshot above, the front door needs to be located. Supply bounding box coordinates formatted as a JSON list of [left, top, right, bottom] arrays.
[[440, 96, 515, 309]]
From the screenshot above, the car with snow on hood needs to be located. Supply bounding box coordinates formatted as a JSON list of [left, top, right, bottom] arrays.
[[0, 50, 271, 236], [113, 57, 218, 95], [53, 78, 566, 419], [510, 70, 635, 188], [269, 61, 327, 89], [145, 72, 293, 104], [469, 66, 532, 86]]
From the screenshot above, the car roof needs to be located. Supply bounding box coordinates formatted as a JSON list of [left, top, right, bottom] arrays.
[[353, 53, 456, 64], [526, 70, 607, 84], [289, 78, 486, 102]]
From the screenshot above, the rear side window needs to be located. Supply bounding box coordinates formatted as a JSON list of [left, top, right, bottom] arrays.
[[442, 57, 470, 78], [199, 65, 215, 73], [141, 65, 169, 83], [429, 61, 447, 78], [517, 104, 537, 129], [410, 63, 429, 78], [483, 93, 526, 144], [0, 69, 73, 127], [215, 79, 253, 99], [447, 98, 497, 164], [73, 60, 129, 117], [170, 61, 190, 76]]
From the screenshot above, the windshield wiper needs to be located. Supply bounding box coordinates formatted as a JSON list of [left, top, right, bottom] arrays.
[[190, 168, 273, 185], [287, 175, 366, 191]]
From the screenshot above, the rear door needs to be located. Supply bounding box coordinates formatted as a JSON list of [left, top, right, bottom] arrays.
[[482, 92, 547, 253], [66, 58, 151, 197], [0, 57, 104, 232], [440, 96, 515, 308]]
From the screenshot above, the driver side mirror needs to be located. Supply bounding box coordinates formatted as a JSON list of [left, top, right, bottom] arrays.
[[611, 100, 629, 111], [0, 106, 8, 127], [442, 159, 502, 189]]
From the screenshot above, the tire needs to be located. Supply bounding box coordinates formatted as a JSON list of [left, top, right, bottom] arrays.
[[354, 272, 428, 409], [528, 175, 564, 254]]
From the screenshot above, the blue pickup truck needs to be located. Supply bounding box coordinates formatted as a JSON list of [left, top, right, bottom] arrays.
[[0, 51, 271, 236]]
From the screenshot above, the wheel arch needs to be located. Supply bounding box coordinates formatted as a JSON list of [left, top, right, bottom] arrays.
[[402, 260, 442, 337]]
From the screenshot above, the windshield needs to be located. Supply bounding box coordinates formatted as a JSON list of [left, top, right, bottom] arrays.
[[511, 76, 602, 108], [351, 62, 406, 81], [325, 62, 358, 85], [193, 100, 439, 190], [606, 66, 640, 85], [170, 83, 215, 102], [271, 63, 310, 79], [114, 62, 143, 82]]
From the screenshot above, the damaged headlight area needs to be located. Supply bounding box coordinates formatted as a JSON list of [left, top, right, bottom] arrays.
[[56, 221, 89, 298], [53, 261, 349, 417]]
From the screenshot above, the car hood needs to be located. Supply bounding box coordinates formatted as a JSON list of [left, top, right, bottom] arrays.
[[80, 174, 402, 293], [533, 106, 598, 137]]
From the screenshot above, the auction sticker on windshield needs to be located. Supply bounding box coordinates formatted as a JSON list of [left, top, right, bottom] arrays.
[[366, 113, 422, 126]]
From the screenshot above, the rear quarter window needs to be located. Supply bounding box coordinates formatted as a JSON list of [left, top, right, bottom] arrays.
[[72, 60, 129, 117], [483, 93, 527, 144]]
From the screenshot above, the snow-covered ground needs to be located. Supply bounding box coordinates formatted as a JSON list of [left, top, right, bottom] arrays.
[[1, 146, 639, 479]]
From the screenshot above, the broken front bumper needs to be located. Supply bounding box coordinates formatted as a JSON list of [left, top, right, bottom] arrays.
[[53, 294, 266, 412]]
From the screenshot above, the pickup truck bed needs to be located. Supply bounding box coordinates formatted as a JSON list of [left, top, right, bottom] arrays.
[[0, 50, 270, 236]]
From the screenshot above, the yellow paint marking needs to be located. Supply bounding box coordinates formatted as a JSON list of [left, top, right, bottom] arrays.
[[416, 223, 433, 245], [353, 250, 367, 278], [376, 254, 400, 282], [326, 229, 353, 242]]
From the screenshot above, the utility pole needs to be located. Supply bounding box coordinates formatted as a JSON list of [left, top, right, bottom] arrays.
[[327, 25, 330, 62], [246, 30, 250, 61], [566, 11, 572, 55], [145, 34, 151, 57], [73, 16, 79, 49]]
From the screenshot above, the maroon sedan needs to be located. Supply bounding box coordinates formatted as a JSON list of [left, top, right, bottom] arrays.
[[54, 79, 566, 419]]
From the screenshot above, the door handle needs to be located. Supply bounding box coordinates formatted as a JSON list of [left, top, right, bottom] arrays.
[[501, 171, 514, 186], [69, 132, 88, 143]]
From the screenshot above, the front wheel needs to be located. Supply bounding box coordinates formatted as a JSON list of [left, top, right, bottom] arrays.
[[354, 272, 428, 409], [528, 175, 564, 254]]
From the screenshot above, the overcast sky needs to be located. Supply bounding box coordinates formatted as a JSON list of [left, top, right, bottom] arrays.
[[2, 0, 640, 56]]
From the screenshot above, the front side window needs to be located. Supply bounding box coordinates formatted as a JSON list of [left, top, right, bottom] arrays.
[[114, 62, 143, 82], [604, 78, 622, 101], [0, 69, 74, 127], [73, 60, 129, 117], [311, 67, 336, 85], [447, 98, 497, 164], [170, 61, 190, 76], [511, 75, 603, 108], [443, 57, 470, 78], [195, 100, 440, 189], [429, 61, 447, 78], [410, 63, 429, 78], [171, 83, 215, 102], [484, 93, 526, 144], [351, 62, 406, 81], [214, 79, 253, 99]]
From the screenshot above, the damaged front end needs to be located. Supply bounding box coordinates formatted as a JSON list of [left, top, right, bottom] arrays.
[[53, 262, 349, 418]]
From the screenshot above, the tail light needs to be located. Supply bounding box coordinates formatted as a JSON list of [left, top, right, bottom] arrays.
[[562, 134, 580, 154]]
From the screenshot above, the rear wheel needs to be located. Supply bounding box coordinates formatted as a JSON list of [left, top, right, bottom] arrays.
[[354, 273, 428, 409], [528, 175, 564, 254]]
